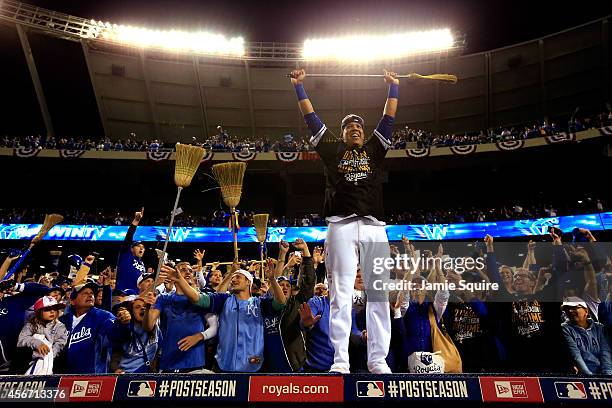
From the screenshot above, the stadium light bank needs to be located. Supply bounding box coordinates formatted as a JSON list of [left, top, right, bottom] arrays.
[[85, 20, 245, 57], [302, 29, 455, 61]]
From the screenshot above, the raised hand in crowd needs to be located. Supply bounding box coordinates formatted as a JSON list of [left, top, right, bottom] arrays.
[[133, 207, 144, 225], [299, 302, 321, 328], [292, 238, 310, 257]]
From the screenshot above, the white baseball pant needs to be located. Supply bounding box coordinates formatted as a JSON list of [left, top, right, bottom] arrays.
[[325, 217, 391, 374]]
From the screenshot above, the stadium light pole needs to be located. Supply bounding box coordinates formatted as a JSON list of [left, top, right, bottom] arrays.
[[15, 24, 55, 138]]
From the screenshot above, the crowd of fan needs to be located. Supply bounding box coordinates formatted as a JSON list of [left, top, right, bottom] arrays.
[[392, 111, 612, 149], [3, 112, 610, 153], [0, 198, 605, 227], [1, 208, 611, 376]]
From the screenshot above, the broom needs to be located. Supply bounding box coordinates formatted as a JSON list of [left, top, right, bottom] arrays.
[[2, 213, 64, 282], [406, 73, 457, 84], [151, 143, 205, 292], [253, 213, 269, 279], [285, 72, 458, 84], [212, 162, 247, 262]]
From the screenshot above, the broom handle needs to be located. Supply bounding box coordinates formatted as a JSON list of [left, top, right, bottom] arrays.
[[284, 73, 429, 78], [204, 260, 268, 266], [150, 187, 183, 294], [1, 248, 32, 282], [231, 207, 238, 262], [259, 242, 265, 279]]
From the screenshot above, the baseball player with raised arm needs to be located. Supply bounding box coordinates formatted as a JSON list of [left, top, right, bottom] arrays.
[[289, 68, 398, 374]]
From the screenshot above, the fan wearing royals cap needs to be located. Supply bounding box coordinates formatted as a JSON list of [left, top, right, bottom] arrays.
[[289, 68, 398, 373]]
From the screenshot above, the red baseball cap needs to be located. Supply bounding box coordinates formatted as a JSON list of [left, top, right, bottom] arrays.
[[34, 296, 66, 312]]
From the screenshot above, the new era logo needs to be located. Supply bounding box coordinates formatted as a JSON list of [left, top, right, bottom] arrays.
[[554, 382, 587, 399], [70, 381, 102, 397], [356, 381, 385, 398], [494, 381, 527, 399], [128, 381, 157, 398]]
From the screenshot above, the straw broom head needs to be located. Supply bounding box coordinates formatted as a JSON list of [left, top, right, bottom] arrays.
[[31, 213, 63, 244], [253, 214, 269, 243], [174, 143, 206, 188], [407, 73, 458, 84], [211, 162, 247, 208]]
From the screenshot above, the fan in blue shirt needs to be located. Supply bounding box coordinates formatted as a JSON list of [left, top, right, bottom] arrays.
[[162, 260, 286, 373], [143, 262, 218, 373]]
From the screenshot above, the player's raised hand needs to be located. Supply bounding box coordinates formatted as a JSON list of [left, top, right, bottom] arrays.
[[383, 69, 399, 85], [299, 302, 321, 328], [290, 69, 306, 85]]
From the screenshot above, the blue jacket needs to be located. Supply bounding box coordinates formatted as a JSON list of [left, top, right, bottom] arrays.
[[116, 223, 145, 293], [59, 307, 127, 373], [562, 319, 612, 375]]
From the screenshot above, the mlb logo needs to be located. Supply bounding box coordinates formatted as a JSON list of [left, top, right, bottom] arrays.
[[128, 381, 157, 398], [494, 381, 527, 398], [356, 381, 385, 398], [554, 382, 587, 399]]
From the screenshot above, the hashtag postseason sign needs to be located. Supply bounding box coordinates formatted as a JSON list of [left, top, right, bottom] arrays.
[[112, 375, 247, 401], [349, 376, 481, 401]]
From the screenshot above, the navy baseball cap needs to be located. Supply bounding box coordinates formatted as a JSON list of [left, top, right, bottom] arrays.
[[70, 282, 99, 300], [341, 114, 364, 130], [131, 241, 144, 248]]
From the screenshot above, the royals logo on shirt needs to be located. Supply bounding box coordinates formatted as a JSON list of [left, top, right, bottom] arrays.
[[554, 382, 587, 399], [356, 381, 385, 398], [68, 326, 92, 347]]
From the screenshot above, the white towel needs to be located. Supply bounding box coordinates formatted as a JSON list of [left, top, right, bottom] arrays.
[[25, 334, 54, 375]]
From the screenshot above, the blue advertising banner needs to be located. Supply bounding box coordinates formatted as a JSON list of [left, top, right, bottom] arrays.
[[113, 373, 248, 402], [539, 377, 612, 404], [344, 374, 481, 401], [0, 212, 609, 243]]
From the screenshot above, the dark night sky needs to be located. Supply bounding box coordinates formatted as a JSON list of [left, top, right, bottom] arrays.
[[19, 0, 612, 52], [1, 0, 611, 137]]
